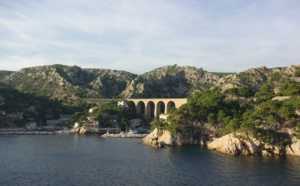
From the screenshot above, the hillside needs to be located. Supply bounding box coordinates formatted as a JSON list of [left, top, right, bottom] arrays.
[[121, 64, 221, 98], [0, 64, 299, 102], [215, 66, 296, 91], [1, 63, 300, 132], [0, 65, 137, 102], [0, 71, 13, 79]]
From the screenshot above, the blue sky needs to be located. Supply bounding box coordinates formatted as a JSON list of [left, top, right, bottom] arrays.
[[0, 0, 299, 74]]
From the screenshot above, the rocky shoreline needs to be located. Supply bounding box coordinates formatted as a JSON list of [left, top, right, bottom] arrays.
[[142, 128, 300, 156], [142, 128, 206, 148], [207, 133, 300, 156]]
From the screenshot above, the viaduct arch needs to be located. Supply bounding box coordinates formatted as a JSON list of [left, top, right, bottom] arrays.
[[127, 98, 187, 120]]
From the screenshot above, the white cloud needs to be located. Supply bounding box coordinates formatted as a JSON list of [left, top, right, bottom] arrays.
[[0, 0, 299, 74]]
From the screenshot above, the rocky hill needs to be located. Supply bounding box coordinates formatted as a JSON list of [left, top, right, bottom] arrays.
[[0, 64, 137, 102], [121, 64, 223, 98], [215, 66, 296, 91], [0, 71, 13, 79], [0, 64, 299, 102]]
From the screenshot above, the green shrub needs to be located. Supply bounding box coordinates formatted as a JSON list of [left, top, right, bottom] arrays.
[[280, 138, 291, 147]]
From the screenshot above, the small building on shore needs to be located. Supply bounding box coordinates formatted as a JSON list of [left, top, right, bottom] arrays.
[[159, 114, 168, 120], [83, 120, 99, 128], [89, 107, 98, 113]]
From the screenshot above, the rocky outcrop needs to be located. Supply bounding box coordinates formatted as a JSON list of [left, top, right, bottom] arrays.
[[143, 129, 300, 156], [142, 128, 203, 148], [207, 133, 264, 156], [78, 127, 99, 134], [142, 127, 299, 155], [142, 128, 162, 147], [207, 133, 300, 156], [286, 137, 300, 156], [142, 128, 179, 148]]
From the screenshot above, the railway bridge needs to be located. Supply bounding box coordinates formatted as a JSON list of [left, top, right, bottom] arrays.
[[127, 98, 187, 120], [82, 98, 188, 120]]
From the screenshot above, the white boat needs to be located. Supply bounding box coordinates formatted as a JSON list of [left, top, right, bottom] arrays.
[[128, 130, 138, 134]]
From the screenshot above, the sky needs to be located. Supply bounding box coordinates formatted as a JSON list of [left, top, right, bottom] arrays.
[[0, 0, 299, 74]]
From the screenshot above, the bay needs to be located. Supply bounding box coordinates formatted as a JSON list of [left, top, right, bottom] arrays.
[[0, 135, 299, 186]]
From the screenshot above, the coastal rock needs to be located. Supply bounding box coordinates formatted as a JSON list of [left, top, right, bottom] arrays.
[[286, 137, 300, 156], [243, 139, 263, 155], [207, 134, 242, 155], [144, 129, 299, 157], [143, 128, 177, 147], [143, 128, 202, 148], [262, 150, 272, 156], [158, 130, 174, 146], [142, 128, 159, 147], [143, 129, 300, 157], [207, 132, 300, 156], [79, 127, 87, 134], [72, 128, 80, 133], [78, 127, 99, 134], [175, 136, 193, 146], [207, 133, 265, 156], [142, 128, 177, 147]]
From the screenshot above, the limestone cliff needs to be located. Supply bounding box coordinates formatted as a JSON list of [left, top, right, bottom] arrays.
[[207, 132, 300, 156], [143, 129, 300, 156]]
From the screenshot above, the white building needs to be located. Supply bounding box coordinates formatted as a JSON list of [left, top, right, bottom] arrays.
[[118, 100, 128, 108], [89, 107, 98, 113], [74, 122, 80, 128], [159, 114, 169, 120]]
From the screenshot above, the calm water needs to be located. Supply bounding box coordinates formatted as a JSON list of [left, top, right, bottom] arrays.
[[0, 135, 300, 186]]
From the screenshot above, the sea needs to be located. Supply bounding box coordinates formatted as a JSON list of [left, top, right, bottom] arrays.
[[0, 134, 299, 186]]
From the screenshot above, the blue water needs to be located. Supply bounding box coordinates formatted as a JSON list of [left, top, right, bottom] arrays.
[[0, 135, 299, 186]]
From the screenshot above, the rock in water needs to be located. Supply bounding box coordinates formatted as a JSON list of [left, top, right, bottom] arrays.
[[142, 128, 159, 147], [142, 128, 196, 147], [78, 127, 99, 134], [158, 130, 174, 146]]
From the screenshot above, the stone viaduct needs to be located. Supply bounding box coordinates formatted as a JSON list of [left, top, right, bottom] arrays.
[[127, 98, 187, 120], [82, 98, 188, 120]]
